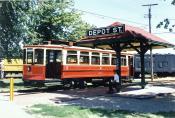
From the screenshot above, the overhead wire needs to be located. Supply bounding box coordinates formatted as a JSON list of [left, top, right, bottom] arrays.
[[72, 8, 148, 27]]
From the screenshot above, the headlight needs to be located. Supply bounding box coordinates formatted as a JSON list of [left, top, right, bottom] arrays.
[[27, 66, 31, 72]]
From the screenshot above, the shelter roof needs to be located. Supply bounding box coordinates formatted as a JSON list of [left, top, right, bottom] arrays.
[[77, 22, 174, 51]]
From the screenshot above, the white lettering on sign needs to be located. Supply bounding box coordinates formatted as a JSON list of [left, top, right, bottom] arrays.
[[93, 30, 96, 35], [102, 29, 106, 34], [97, 29, 101, 34], [118, 26, 123, 33], [87, 25, 125, 36], [88, 31, 93, 36], [106, 28, 110, 34], [113, 27, 117, 33]]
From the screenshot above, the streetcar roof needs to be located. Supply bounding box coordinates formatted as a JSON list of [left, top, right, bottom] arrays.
[[23, 44, 132, 55]]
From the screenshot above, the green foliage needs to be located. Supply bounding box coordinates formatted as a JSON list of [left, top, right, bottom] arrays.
[[0, 1, 31, 58], [0, 0, 93, 59], [27, 0, 93, 43]]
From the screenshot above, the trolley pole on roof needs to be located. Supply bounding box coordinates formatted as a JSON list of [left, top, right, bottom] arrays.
[[142, 3, 158, 81]]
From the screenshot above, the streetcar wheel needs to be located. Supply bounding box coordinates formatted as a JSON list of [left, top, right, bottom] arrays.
[[23, 81, 32, 86], [34, 82, 45, 87], [78, 80, 86, 89], [62, 80, 73, 89]]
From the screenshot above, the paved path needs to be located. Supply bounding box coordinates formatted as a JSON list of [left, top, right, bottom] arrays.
[[118, 85, 175, 98], [0, 99, 33, 118]]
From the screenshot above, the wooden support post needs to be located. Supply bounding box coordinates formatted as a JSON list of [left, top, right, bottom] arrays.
[[128, 41, 149, 89], [114, 43, 122, 92], [150, 46, 154, 81], [140, 51, 145, 88], [115, 50, 121, 84], [140, 42, 146, 89]]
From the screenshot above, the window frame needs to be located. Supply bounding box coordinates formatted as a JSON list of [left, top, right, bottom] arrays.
[[121, 56, 126, 66], [111, 54, 116, 65], [79, 51, 90, 65], [46, 49, 62, 64], [102, 53, 110, 65], [91, 52, 100, 65], [34, 49, 44, 65], [66, 50, 78, 64], [26, 48, 33, 64]]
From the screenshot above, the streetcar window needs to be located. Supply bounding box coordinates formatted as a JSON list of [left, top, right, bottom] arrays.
[[121, 56, 126, 66], [112, 54, 116, 65], [145, 61, 150, 67], [67, 51, 77, 64], [159, 62, 163, 68], [102, 53, 110, 65], [34, 49, 44, 64], [46, 50, 62, 64], [27, 48, 33, 64], [56, 51, 62, 62], [91, 52, 100, 65], [49, 51, 54, 62], [23, 49, 26, 64], [80, 52, 89, 64], [112, 55, 126, 66], [163, 61, 168, 67], [137, 61, 141, 68]]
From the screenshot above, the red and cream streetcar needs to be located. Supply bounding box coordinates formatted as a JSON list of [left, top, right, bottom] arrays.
[[23, 40, 133, 87]]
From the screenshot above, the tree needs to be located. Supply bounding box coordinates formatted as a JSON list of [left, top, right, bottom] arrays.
[[0, 1, 31, 59], [0, 0, 94, 59], [26, 0, 93, 43]]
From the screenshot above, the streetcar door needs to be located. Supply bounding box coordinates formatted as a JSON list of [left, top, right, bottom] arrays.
[[128, 56, 134, 77], [46, 50, 62, 79]]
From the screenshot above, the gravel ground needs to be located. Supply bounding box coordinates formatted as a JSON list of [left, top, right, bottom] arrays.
[[0, 78, 175, 114]]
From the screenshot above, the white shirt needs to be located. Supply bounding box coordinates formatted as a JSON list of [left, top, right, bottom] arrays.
[[114, 74, 119, 83]]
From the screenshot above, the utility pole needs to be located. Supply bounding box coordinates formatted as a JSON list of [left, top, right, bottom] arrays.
[[142, 4, 158, 81]]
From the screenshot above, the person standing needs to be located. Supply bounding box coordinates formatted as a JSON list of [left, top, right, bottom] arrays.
[[107, 73, 120, 94]]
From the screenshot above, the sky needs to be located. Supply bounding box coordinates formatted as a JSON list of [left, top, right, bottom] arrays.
[[74, 0, 175, 53]]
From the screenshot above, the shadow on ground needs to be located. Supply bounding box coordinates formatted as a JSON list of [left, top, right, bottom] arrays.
[[50, 84, 175, 113]]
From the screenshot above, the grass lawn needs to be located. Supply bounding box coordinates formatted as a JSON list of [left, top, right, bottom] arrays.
[[27, 104, 175, 118]]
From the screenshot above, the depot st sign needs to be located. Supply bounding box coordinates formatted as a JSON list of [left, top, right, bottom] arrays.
[[87, 25, 125, 37]]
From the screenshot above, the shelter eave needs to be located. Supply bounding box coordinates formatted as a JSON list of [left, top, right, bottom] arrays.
[[77, 38, 174, 51]]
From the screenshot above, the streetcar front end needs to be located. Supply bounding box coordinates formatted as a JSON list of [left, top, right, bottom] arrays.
[[23, 48, 46, 82]]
